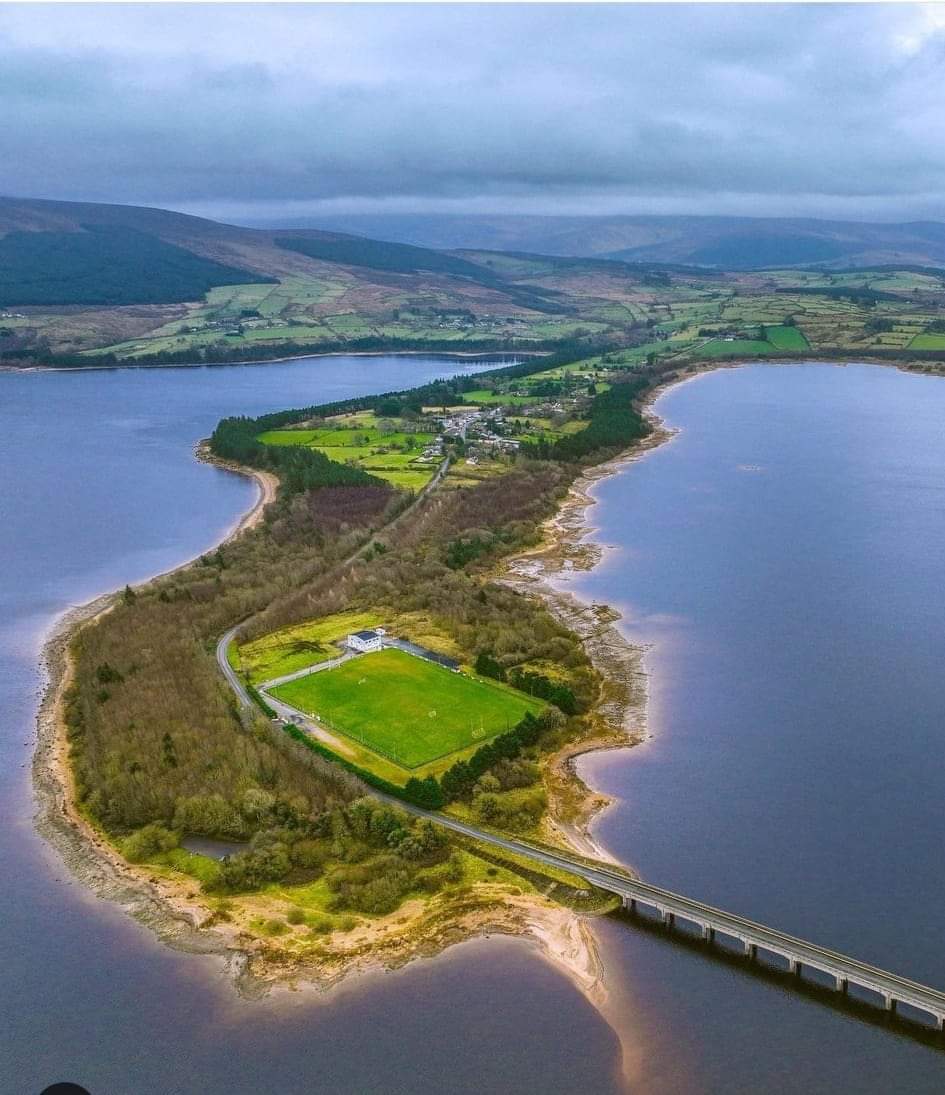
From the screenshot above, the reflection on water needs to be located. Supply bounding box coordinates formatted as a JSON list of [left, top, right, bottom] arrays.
[[180, 836, 248, 861], [565, 363, 945, 1092], [0, 356, 625, 1095]]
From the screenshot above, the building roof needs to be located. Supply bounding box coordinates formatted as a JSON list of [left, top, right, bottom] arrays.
[[352, 629, 380, 641]]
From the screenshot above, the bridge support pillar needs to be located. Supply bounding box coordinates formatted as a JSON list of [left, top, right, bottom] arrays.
[[747, 943, 757, 960], [837, 976, 848, 994], [883, 994, 896, 1014], [700, 922, 711, 941], [787, 958, 797, 974]]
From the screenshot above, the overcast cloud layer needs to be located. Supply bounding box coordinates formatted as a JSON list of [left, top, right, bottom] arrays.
[[2, 3, 945, 222]]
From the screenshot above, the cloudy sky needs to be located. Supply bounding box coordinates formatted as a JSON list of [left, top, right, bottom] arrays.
[[2, 2, 945, 223]]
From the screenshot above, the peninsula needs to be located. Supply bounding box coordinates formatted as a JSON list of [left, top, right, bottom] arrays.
[[31, 217, 945, 998]]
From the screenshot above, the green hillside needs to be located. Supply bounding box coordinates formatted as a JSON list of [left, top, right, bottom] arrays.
[[0, 225, 267, 306]]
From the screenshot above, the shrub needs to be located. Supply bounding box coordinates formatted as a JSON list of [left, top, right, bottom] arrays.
[[173, 794, 250, 840], [289, 838, 329, 870], [121, 823, 179, 862], [473, 787, 547, 832]]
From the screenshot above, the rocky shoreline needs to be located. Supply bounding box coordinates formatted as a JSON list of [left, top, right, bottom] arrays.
[[500, 391, 676, 863], [30, 447, 608, 1005]]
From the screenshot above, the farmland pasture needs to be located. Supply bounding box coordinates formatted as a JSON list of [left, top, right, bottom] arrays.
[[909, 332, 945, 350], [765, 324, 810, 350], [462, 389, 535, 405], [700, 338, 774, 358], [235, 610, 384, 685], [258, 422, 439, 489], [269, 648, 544, 769]]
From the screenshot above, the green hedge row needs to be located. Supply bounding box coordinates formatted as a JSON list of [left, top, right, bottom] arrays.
[[279, 722, 444, 809]]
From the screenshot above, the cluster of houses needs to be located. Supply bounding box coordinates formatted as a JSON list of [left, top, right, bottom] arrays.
[[434, 407, 522, 456], [416, 437, 446, 464]]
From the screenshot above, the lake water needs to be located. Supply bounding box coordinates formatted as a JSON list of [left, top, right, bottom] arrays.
[[0, 356, 622, 1095], [4, 358, 945, 1093], [563, 363, 945, 1092]]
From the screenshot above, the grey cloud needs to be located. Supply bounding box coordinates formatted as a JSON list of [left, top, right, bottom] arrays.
[[1, 3, 945, 220]]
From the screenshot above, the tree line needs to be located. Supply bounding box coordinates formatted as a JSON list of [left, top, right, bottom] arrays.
[[68, 343, 651, 896], [521, 373, 650, 462]]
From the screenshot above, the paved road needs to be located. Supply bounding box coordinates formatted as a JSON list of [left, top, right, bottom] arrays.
[[216, 628, 945, 1027], [260, 649, 359, 690], [374, 792, 945, 1024], [217, 623, 252, 709], [216, 455, 450, 705], [213, 455, 945, 1031]]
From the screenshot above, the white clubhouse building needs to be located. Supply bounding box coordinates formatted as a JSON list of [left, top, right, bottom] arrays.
[[346, 627, 386, 653]]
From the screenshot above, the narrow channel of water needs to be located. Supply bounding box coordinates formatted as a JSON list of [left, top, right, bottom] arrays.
[[0, 356, 623, 1095], [562, 363, 945, 1092]]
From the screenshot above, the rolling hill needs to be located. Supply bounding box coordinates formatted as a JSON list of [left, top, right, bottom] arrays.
[[284, 213, 945, 270], [0, 197, 587, 361], [0, 196, 556, 308], [4, 197, 945, 368]]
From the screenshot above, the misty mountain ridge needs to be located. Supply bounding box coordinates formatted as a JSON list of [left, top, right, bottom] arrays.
[[0, 196, 557, 309], [255, 213, 945, 270]]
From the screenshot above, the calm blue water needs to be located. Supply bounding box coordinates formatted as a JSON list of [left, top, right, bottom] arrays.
[[0, 356, 622, 1095], [5, 357, 945, 1093], [565, 363, 945, 1092]]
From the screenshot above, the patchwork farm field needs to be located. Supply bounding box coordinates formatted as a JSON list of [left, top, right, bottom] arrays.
[[269, 648, 544, 768], [700, 338, 775, 357], [258, 420, 440, 490], [909, 333, 945, 350], [765, 324, 810, 350]]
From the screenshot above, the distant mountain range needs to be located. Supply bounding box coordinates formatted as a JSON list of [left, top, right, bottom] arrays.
[[6, 196, 945, 368], [259, 213, 945, 270], [5, 198, 945, 316], [0, 196, 556, 310]]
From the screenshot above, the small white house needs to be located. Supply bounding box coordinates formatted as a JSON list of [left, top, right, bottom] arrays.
[[346, 628, 385, 653]]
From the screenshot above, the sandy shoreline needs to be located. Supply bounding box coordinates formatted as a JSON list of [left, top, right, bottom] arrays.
[[31, 450, 282, 991], [30, 441, 611, 1007]]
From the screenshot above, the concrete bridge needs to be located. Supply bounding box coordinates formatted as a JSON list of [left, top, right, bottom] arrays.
[[391, 809, 945, 1034], [216, 629, 945, 1035]]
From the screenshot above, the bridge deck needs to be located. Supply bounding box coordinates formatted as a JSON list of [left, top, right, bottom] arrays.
[[217, 628, 945, 1032], [423, 813, 945, 1029]]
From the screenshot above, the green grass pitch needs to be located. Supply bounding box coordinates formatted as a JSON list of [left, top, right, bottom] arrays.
[[269, 648, 544, 768]]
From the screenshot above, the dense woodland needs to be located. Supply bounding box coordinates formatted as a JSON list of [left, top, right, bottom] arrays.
[[0, 226, 263, 306], [67, 348, 652, 893]]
